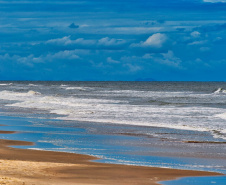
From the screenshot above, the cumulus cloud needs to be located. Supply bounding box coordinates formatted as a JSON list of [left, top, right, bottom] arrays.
[[46, 36, 95, 46], [45, 50, 79, 61], [190, 31, 201, 38], [0, 54, 40, 67], [98, 37, 125, 46], [1, 0, 226, 81], [107, 57, 120, 64], [139, 51, 182, 68], [124, 63, 142, 72], [131, 33, 167, 48], [46, 36, 73, 46], [143, 33, 167, 48], [72, 38, 96, 46], [0, 50, 80, 67], [45, 36, 126, 49], [188, 40, 208, 45], [157, 51, 182, 67]]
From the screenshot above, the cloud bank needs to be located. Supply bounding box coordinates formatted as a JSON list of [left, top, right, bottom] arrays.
[[0, 0, 226, 81]]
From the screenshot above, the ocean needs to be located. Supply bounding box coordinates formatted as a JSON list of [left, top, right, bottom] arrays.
[[0, 81, 226, 177]]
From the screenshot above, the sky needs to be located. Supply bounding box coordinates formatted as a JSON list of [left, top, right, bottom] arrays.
[[0, 0, 226, 81]]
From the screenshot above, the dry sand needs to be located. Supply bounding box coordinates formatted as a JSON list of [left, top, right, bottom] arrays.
[[0, 133, 223, 185]]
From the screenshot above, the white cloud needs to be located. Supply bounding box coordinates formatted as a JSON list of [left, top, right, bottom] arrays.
[[45, 50, 79, 60], [46, 36, 72, 46], [46, 36, 125, 48], [143, 33, 167, 48], [73, 38, 96, 46], [158, 51, 181, 67], [141, 51, 182, 68], [0, 54, 39, 67], [98, 37, 125, 46], [188, 40, 208, 46], [190, 31, 201, 38], [203, 0, 226, 3], [46, 36, 95, 46], [142, 54, 154, 59], [131, 33, 167, 48], [124, 63, 142, 72], [107, 57, 120, 64], [0, 50, 80, 67]]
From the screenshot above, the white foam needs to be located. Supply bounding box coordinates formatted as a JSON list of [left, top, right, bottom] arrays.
[[0, 83, 12, 86], [215, 112, 226, 120], [214, 88, 222, 93], [27, 90, 41, 95], [0, 90, 225, 139], [58, 85, 94, 91], [214, 88, 226, 94], [65, 87, 87, 91], [28, 84, 38, 86]]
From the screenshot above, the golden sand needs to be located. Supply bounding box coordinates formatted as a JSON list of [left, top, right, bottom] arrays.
[[0, 137, 222, 185]]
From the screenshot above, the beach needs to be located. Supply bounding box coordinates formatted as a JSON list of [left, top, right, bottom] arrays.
[[0, 81, 226, 184], [0, 133, 222, 185], [1, 0, 226, 183]]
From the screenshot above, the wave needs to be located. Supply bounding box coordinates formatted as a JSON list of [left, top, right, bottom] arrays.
[[214, 88, 226, 94], [215, 112, 226, 120], [27, 90, 41, 95], [28, 84, 38, 86], [0, 83, 13, 86], [65, 87, 87, 91], [0, 90, 225, 140], [59, 86, 94, 91]]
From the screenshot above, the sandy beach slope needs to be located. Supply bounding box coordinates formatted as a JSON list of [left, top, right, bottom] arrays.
[[0, 133, 222, 185]]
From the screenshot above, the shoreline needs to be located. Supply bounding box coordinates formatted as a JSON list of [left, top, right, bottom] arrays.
[[0, 131, 223, 185]]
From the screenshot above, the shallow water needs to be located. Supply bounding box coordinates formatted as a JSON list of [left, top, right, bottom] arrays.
[[161, 176, 226, 185], [0, 114, 225, 175]]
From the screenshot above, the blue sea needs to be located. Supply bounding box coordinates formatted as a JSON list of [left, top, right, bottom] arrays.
[[0, 81, 225, 184]]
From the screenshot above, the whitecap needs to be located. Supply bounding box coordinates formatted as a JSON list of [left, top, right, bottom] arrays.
[[0, 90, 225, 140], [28, 84, 38, 86], [27, 90, 41, 95], [65, 87, 86, 91], [213, 88, 226, 94], [0, 83, 10, 86], [215, 112, 226, 120]]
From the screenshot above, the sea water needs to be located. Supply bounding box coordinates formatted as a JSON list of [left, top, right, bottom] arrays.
[[0, 81, 225, 181]]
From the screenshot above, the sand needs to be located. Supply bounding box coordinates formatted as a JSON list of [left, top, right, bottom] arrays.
[[0, 132, 223, 185]]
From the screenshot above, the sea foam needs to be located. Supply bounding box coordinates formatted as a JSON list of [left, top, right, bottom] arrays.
[[214, 88, 226, 94], [0, 89, 225, 139]]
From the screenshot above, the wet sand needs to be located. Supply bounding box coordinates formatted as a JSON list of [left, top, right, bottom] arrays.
[[0, 131, 16, 134], [0, 131, 223, 185]]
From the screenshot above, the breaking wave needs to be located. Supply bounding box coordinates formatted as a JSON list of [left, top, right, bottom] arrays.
[[0, 88, 225, 140], [214, 88, 226, 94]]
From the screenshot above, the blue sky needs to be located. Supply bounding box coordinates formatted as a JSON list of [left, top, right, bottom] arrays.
[[0, 0, 226, 81]]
